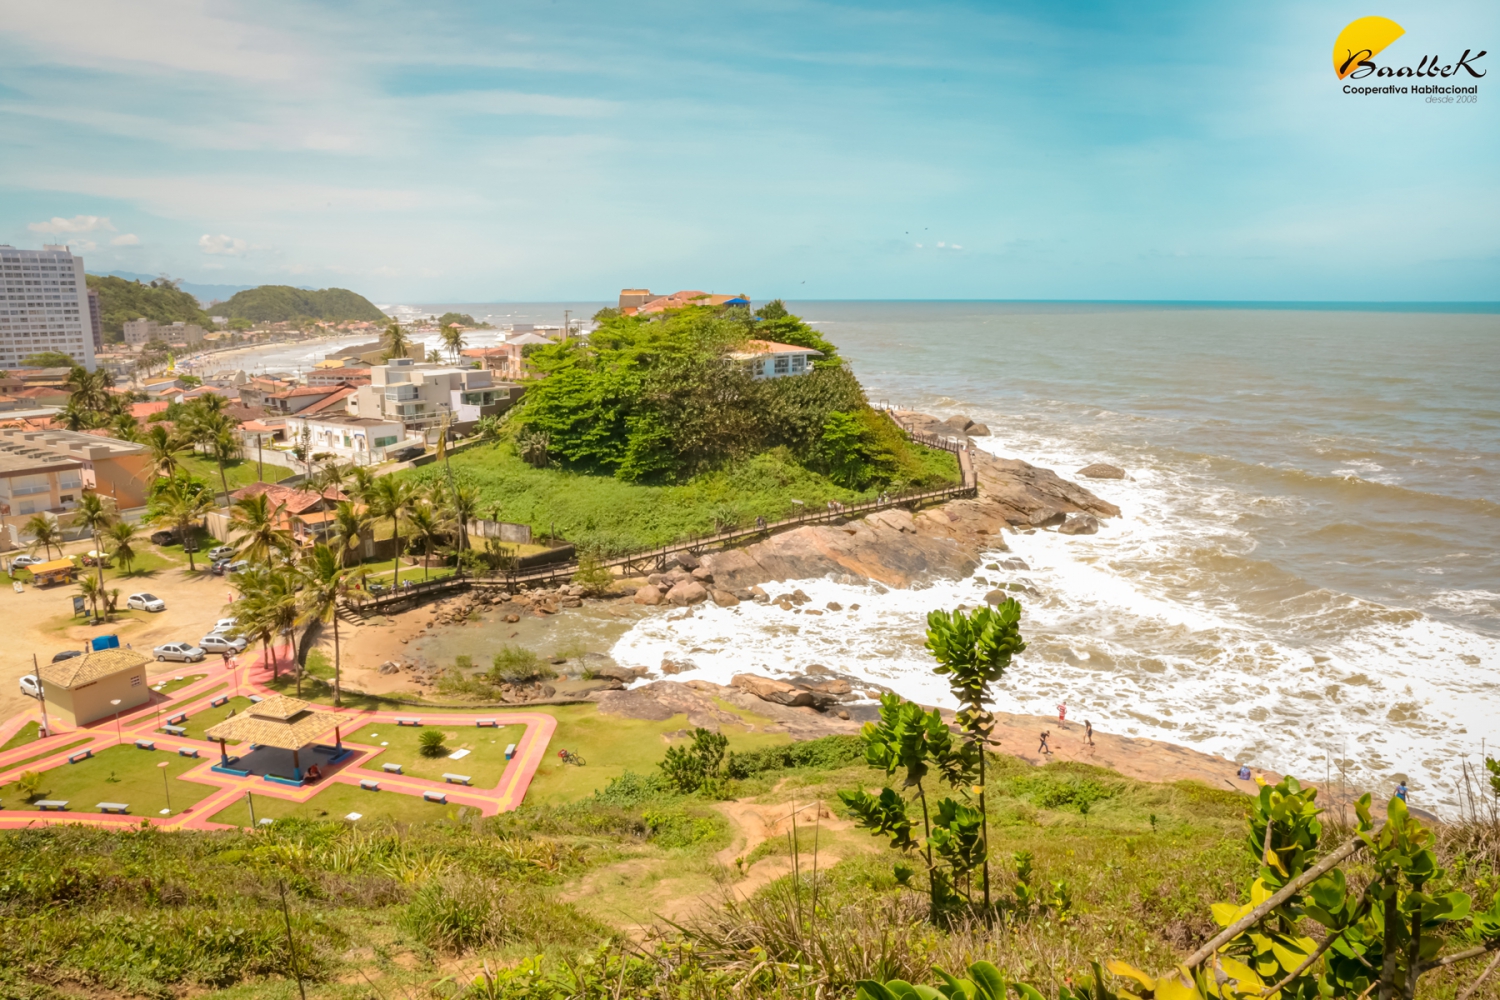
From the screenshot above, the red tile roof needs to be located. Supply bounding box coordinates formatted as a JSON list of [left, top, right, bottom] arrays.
[[130, 401, 170, 419], [229, 482, 347, 515]]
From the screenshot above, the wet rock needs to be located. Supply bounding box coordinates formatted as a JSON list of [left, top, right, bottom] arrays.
[[749, 585, 769, 601], [1078, 463, 1126, 479], [560, 596, 583, 608], [732, 588, 756, 601], [968, 422, 991, 436], [711, 589, 739, 608], [633, 585, 663, 606], [665, 580, 708, 606], [984, 589, 1011, 606], [660, 656, 697, 675], [505, 613, 521, 623], [378, 661, 400, 675], [999, 557, 1029, 571], [730, 673, 839, 711], [1059, 513, 1100, 535], [797, 676, 852, 696], [837, 709, 850, 720], [825, 601, 842, 611], [592, 663, 646, 683], [691, 566, 714, 582], [804, 609, 823, 616]]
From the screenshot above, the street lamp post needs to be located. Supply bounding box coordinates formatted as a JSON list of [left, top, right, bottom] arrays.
[[158, 760, 171, 815], [110, 698, 123, 745]]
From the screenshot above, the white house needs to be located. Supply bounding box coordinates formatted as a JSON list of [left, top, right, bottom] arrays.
[[284, 413, 411, 465], [728, 339, 823, 379], [348, 358, 500, 430]]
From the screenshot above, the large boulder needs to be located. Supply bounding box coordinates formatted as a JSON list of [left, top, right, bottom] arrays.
[[968, 422, 991, 436], [591, 663, 645, 683], [711, 589, 740, 607], [1059, 513, 1100, 535], [665, 580, 709, 606], [730, 673, 839, 711], [660, 656, 697, 675], [633, 584, 663, 606], [1078, 463, 1126, 480]]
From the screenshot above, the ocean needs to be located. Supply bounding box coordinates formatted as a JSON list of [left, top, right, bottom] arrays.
[[268, 300, 1500, 812]]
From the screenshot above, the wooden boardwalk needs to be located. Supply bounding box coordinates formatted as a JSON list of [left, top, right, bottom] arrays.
[[345, 410, 977, 612]]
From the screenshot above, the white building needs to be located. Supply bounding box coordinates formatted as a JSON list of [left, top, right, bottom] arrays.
[[729, 339, 823, 379], [348, 358, 506, 430], [0, 245, 95, 372], [123, 318, 206, 348], [284, 413, 410, 465]]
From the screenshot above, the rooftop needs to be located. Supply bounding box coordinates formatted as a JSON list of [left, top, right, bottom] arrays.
[[39, 646, 151, 689], [203, 694, 340, 750], [729, 339, 825, 358]]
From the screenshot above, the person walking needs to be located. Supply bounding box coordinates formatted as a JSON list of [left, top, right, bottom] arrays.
[[1396, 781, 1408, 803], [1038, 730, 1052, 755], [1084, 719, 1094, 746], [1057, 702, 1068, 727]]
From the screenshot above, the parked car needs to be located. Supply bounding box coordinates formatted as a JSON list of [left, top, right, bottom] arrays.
[[50, 649, 83, 662], [19, 674, 40, 699], [127, 593, 167, 612], [152, 642, 205, 663], [200, 633, 247, 654], [149, 529, 180, 546], [208, 545, 236, 561], [211, 559, 250, 577], [10, 554, 45, 568], [212, 617, 239, 633]]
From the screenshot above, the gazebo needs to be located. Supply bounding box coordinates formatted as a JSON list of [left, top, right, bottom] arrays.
[[204, 694, 346, 783]]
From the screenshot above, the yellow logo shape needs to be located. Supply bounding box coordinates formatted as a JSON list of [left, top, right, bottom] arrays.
[[1333, 16, 1405, 78]]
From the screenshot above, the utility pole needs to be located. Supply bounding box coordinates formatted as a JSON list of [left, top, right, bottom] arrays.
[[32, 653, 49, 737], [563, 309, 571, 342]]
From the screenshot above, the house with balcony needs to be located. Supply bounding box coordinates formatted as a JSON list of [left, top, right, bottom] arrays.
[[0, 428, 151, 522], [348, 358, 503, 432], [728, 340, 824, 379], [282, 413, 410, 466]]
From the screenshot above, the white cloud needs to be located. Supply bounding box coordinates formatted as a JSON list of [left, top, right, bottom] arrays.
[[111, 233, 141, 246], [73, 240, 99, 253], [28, 214, 115, 234], [200, 233, 249, 255]]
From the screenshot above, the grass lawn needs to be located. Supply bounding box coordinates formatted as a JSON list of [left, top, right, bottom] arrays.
[[523, 702, 792, 806], [178, 696, 256, 742], [3, 737, 91, 772], [344, 720, 514, 787], [206, 780, 456, 826], [398, 442, 960, 556], [0, 743, 220, 815], [1, 721, 43, 753], [150, 673, 210, 696], [103, 548, 180, 581], [357, 563, 459, 587], [176, 453, 295, 492]]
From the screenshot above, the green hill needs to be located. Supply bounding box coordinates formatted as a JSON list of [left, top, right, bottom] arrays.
[[210, 285, 387, 323], [85, 274, 213, 341]]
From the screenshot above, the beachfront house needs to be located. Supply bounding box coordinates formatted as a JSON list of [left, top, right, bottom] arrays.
[[36, 645, 151, 727], [282, 413, 410, 466], [729, 339, 823, 379]]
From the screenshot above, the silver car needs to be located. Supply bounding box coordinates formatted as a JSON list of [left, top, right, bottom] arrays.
[[128, 593, 167, 612], [200, 633, 247, 654], [153, 642, 205, 663]]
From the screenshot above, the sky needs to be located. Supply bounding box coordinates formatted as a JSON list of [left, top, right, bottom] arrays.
[[1, 0, 1497, 303]]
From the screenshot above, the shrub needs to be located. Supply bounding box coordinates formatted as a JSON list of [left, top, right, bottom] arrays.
[[13, 770, 44, 802], [418, 730, 448, 758], [660, 728, 728, 795], [592, 770, 671, 808], [401, 875, 601, 954], [725, 734, 865, 779], [488, 645, 554, 684]]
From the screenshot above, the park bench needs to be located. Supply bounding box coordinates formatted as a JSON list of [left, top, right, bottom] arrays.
[[423, 790, 447, 804], [166, 713, 187, 725], [381, 762, 403, 774], [475, 718, 498, 727], [504, 743, 516, 760], [359, 779, 380, 791], [96, 802, 129, 814], [248, 695, 263, 703], [442, 773, 472, 785], [161, 725, 186, 737], [395, 717, 421, 727], [35, 800, 68, 811], [210, 695, 228, 707], [258, 817, 274, 826], [67, 749, 92, 764], [178, 747, 199, 758], [134, 739, 155, 751]]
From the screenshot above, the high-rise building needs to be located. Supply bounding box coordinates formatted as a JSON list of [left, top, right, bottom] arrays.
[[86, 286, 102, 353], [0, 244, 96, 372]]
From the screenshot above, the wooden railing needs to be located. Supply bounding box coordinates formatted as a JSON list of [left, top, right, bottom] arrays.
[[340, 410, 978, 608]]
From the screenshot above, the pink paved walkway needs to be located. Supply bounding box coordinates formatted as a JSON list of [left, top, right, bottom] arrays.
[[0, 644, 556, 830]]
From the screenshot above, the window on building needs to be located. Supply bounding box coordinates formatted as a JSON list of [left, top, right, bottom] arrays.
[[374, 435, 399, 448], [774, 357, 790, 375]]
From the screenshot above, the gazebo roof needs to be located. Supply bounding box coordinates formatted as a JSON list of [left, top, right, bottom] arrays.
[[204, 694, 339, 750]]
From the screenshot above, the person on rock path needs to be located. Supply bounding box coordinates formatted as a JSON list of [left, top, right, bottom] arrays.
[[1038, 730, 1052, 755], [1084, 719, 1094, 746], [1057, 702, 1068, 727]]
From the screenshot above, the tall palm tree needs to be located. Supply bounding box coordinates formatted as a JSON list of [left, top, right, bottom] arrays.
[[405, 501, 443, 581], [364, 476, 415, 590], [229, 492, 292, 566], [111, 412, 141, 442], [76, 574, 103, 621], [144, 424, 181, 478], [446, 483, 480, 565], [24, 514, 59, 561], [144, 473, 215, 570], [74, 493, 114, 603], [348, 466, 376, 504], [426, 348, 443, 364], [228, 566, 295, 682], [441, 323, 466, 363], [330, 500, 372, 568], [298, 544, 349, 705], [106, 520, 139, 574], [384, 321, 410, 362]]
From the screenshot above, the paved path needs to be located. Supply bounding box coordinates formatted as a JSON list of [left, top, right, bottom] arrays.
[[0, 644, 555, 830]]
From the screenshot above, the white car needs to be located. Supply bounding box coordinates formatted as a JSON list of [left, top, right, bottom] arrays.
[[19, 674, 41, 699], [127, 593, 166, 612], [10, 554, 45, 568], [208, 545, 237, 561], [200, 633, 247, 654], [153, 642, 205, 663], [213, 617, 239, 632]]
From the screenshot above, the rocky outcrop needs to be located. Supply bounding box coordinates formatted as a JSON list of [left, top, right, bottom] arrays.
[[1059, 513, 1099, 535], [1078, 463, 1126, 479], [633, 585, 663, 606], [702, 410, 1120, 591], [665, 580, 708, 606], [593, 679, 861, 739]]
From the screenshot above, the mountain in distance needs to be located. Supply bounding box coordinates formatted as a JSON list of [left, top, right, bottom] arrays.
[[100, 271, 273, 307], [85, 274, 213, 339], [211, 285, 389, 323]]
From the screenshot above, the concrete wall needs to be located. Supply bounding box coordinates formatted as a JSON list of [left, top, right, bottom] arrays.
[[43, 666, 150, 727]]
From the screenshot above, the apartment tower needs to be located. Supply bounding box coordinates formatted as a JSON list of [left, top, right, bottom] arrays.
[[0, 244, 96, 372]]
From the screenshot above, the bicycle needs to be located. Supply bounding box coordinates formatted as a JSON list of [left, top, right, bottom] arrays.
[[557, 749, 586, 766]]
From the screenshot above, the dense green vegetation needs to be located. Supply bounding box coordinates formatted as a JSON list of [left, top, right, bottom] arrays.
[[437, 311, 491, 329], [209, 285, 387, 323], [85, 274, 213, 340], [410, 441, 956, 554]]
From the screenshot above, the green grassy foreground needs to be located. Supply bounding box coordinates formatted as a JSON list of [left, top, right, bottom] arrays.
[[406, 442, 959, 555]]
